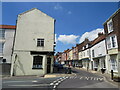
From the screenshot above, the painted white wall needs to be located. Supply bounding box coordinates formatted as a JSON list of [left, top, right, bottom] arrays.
[[14, 8, 54, 51], [0, 29, 5, 59], [91, 40, 107, 58], [3, 30, 15, 63], [79, 49, 90, 59], [90, 40, 108, 72], [11, 8, 55, 76], [78, 49, 90, 69]]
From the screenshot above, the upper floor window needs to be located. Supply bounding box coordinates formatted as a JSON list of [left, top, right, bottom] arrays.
[[106, 37, 111, 49], [37, 38, 44, 47], [82, 47, 84, 50], [87, 50, 89, 56], [92, 50, 95, 57], [107, 19, 113, 33], [84, 46, 86, 49], [111, 36, 116, 48], [86, 44, 88, 48], [106, 35, 117, 49]]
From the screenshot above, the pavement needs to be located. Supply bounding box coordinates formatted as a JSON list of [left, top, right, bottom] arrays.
[[44, 67, 76, 78], [73, 67, 120, 88], [2, 67, 73, 79]]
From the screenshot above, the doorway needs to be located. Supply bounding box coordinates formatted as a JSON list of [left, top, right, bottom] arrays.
[[47, 57, 51, 73]]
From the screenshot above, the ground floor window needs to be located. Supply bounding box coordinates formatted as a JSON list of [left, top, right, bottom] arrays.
[[82, 61, 87, 68], [100, 59, 106, 68], [33, 56, 43, 69], [110, 59, 117, 71], [94, 59, 99, 68]]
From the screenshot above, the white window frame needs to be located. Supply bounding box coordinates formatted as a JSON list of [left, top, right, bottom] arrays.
[[107, 19, 113, 33], [106, 37, 111, 49], [32, 56, 43, 69], [92, 50, 95, 57], [106, 35, 118, 49], [110, 59, 117, 72], [111, 35, 117, 48]]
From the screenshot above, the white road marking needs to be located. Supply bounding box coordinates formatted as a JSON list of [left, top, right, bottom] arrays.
[[55, 83, 59, 85], [69, 76, 74, 79], [85, 77, 89, 80], [90, 77, 93, 80], [60, 78, 63, 79], [60, 79, 64, 81], [66, 77, 68, 78], [98, 78, 104, 81], [58, 81, 61, 83], [53, 80, 57, 83], [32, 80, 38, 82], [50, 83, 54, 85], [93, 77, 96, 80], [53, 85, 56, 88], [79, 77, 83, 79], [74, 76, 77, 79]]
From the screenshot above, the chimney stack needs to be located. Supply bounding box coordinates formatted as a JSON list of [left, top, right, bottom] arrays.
[[98, 32, 103, 37]]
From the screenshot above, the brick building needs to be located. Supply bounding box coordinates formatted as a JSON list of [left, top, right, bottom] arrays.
[[103, 9, 120, 76]]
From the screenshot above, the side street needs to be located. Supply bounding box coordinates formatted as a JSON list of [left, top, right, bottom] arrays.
[[55, 8, 120, 83], [0, 2, 120, 90]]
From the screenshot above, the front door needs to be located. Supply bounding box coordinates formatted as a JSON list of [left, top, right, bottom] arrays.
[[47, 57, 51, 73]]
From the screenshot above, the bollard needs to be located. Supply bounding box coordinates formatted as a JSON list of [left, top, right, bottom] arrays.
[[68, 68, 71, 74], [111, 70, 114, 80]]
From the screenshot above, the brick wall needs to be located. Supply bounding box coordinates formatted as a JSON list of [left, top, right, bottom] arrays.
[[103, 9, 120, 51]]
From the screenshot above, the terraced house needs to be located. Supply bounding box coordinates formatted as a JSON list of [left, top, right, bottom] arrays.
[[56, 9, 120, 77], [103, 9, 120, 77], [90, 33, 107, 72], [78, 38, 91, 69], [0, 25, 16, 76], [0, 25, 15, 64]]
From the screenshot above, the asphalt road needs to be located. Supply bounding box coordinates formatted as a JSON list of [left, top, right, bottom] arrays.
[[2, 76, 61, 89], [2, 68, 119, 90], [57, 68, 119, 89]]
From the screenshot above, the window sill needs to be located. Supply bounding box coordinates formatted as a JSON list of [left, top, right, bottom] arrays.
[[107, 47, 118, 50], [108, 30, 113, 34], [32, 68, 43, 69]]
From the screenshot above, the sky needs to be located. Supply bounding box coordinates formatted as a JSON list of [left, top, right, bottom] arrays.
[[1, 2, 119, 53]]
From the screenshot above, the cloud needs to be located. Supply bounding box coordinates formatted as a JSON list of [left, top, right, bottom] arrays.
[[58, 35, 79, 44], [68, 11, 72, 14], [79, 28, 104, 43], [54, 3, 63, 10]]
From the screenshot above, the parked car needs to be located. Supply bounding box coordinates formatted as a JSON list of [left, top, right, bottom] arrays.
[[54, 62, 63, 69], [76, 64, 83, 68]]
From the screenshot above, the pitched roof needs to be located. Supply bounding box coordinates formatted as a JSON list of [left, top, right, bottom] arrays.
[[91, 34, 105, 46], [0, 25, 16, 29], [19, 8, 55, 20], [103, 8, 120, 25]]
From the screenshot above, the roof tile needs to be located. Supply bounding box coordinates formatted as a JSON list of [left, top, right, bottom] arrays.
[[0, 25, 16, 29]]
